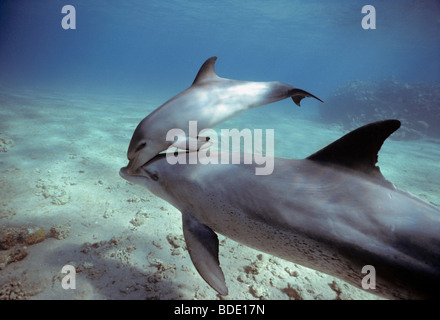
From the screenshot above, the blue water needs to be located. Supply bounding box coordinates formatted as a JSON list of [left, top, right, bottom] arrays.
[[1, 0, 439, 103]]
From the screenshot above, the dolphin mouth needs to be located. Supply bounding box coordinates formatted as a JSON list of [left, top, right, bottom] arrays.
[[119, 166, 146, 181], [127, 152, 169, 175], [120, 166, 144, 178], [126, 158, 139, 175], [136, 153, 168, 171], [120, 164, 144, 177], [120, 165, 159, 183], [121, 153, 166, 179], [119, 167, 130, 179]]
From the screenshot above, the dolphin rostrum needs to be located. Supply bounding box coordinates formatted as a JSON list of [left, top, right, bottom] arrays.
[[126, 56, 323, 174], [120, 120, 440, 299]]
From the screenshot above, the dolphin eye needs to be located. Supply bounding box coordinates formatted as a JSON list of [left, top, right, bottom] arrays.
[[135, 142, 147, 153], [142, 168, 159, 181], [146, 171, 159, 181]]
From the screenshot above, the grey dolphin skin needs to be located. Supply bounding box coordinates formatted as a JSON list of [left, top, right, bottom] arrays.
[[120, 120, 440, 299], [126, 56, 323, 174]]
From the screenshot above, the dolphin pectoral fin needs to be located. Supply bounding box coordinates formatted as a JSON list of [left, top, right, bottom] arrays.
[[196, 136, 213, 150], [182, 211, 228, 295], [171, 136, 212, 151], [290, 88, 324, 106]]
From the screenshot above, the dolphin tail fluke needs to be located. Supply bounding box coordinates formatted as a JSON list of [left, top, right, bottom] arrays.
[[290, 88, 324, 106]]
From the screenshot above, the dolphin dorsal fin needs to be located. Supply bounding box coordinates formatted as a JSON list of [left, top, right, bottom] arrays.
[[192, 56, 220, 85], [307, 120, 401, 186]]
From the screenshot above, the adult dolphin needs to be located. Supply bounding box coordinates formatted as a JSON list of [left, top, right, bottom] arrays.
[[120, 120, 440, 299], [126, 56, 323, 174]]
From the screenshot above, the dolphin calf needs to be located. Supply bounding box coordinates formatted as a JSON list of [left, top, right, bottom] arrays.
[[120, 120, 440, 299], [126, 56, 323, 174]]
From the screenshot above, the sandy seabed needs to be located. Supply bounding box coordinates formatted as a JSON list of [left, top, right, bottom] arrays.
[[0, 89, 439, 300]]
